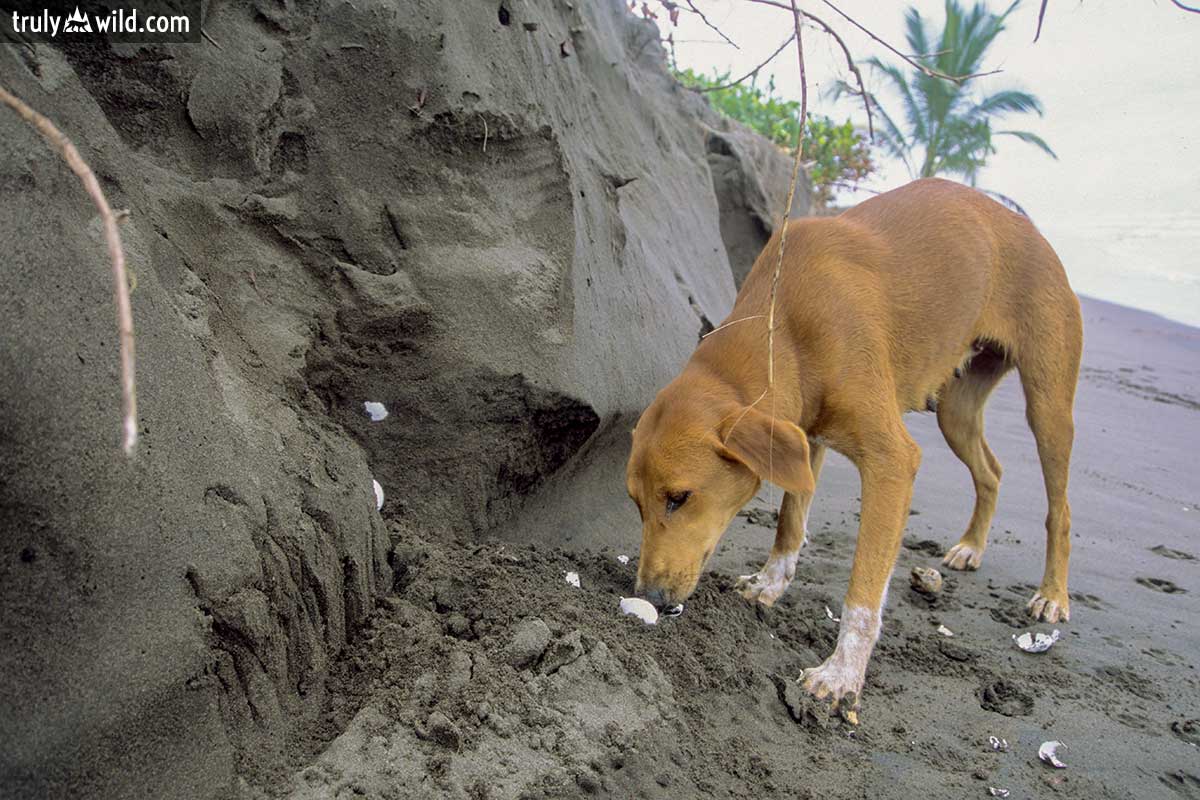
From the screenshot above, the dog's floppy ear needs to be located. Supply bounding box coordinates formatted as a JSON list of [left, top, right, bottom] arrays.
[[718, 406, 815, 496]]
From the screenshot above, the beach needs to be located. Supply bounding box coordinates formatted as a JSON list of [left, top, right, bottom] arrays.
[[282, 294, 1200, 799]]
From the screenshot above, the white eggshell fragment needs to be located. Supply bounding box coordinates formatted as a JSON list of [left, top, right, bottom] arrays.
[[618, 597, 658, 625], [824, 606, 840, 623], [988, 788, 1010, 798], [617, 554, 630, 565], [372, 479, 384, 510], [363, 401, 389, 422], [936, 624, 954, 637], [662, 603, 684, 617], [1014, 629, 1061, 653], [564, 571, 581, 588], [1038, 740, 1068, 768]]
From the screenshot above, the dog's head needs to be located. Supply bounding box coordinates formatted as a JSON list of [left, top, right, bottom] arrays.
[[625, 378, 815, 610]]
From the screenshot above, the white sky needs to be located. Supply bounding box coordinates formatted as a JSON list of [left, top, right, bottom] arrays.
[[659, 1, 1200, 326]]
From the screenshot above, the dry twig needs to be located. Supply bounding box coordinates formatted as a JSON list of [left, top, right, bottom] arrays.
[[680, 0, 740, 48], [766, 0, 807, 395], [0, 84, 138, 455], [747, 0, 1000, 84], [1033, 0, 1049, 42], [798, 9, 873, 140], [721, 0, 807, 454], [692, 32, 795, 92]]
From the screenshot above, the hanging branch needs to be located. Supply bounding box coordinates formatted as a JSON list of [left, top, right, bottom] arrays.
[[692, 31, 795, 91], [1033, 0, 1050, 41], [0, 84, 138, 456], [798, 9, 874, 140], [681, 0, 740, 48], [1036, 0, 1196, 42], [679, 11, 872, 141], [746, 0, 1000, 84]]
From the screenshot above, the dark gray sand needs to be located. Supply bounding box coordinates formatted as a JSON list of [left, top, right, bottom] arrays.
[[1, 0, 1196, 794], [280, 297, 1200, 799]]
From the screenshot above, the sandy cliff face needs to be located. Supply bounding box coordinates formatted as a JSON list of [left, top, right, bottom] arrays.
[[0, 1, 805, 796]]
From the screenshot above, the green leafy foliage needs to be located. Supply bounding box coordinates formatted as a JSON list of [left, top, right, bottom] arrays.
[[676, 68, 873, 208]]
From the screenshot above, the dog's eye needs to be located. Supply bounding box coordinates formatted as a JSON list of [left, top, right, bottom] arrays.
[[665, 490, 692, 515]]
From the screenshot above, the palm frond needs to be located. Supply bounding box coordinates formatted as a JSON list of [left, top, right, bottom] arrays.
[[979, 188, 1030, 216], [995, 129, 1058, 159], [863, 56, 928, 145], [904, 7, 931, 63], [969, 90, 1044, 119]]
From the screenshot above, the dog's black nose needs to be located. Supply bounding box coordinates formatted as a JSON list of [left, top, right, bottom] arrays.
[[640, 586, 669, 610]]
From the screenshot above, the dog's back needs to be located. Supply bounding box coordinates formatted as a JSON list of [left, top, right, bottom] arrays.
[[720, 178, 1080, 414]]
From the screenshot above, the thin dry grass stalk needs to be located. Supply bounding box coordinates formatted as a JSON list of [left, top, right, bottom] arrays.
[[720, 0, 807, 456], [767, 0, 808, 393], [0, 83, 138, 456]]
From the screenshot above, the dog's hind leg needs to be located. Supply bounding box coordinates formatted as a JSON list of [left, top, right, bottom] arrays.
[[736, 442, 826, 606], [1019, 347, 1080, 623], [938, 347, 1011, 571]]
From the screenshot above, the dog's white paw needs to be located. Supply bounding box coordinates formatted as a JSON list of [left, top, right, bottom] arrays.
[[942, 542, 984, 571], [735, 552, 797, 607], [799, 659, 864, 723], [800, 659, 864, 704], [796, 605, 879, 723], [1027, 590, 1070, 623]]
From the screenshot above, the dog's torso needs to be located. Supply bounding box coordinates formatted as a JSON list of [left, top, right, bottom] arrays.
[[694, 178, 1078, 455]]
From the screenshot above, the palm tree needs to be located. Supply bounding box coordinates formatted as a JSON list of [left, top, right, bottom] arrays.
[[835, 0, 1055, 189]]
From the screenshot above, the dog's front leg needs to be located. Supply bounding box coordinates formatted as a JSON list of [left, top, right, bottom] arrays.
[[737, 444, 825, 606], [801, 440, 919, 718], [735, 491, 807, 606]]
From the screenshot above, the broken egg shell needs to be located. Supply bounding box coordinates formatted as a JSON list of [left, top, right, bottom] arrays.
[[1038, 740, 1067, 768], [618, 597, 658, 625], [363, 401, 389, 422], [564, 571, 581, 588], [372, 479, 384, 511], [910, 566, 944, 594], [988, 789, 1010, 798], [1014, 628, 1061, 653], [662, 603, 684, 617], [824, 606, 841, 623], [617, 554, 630, 565], [988, 735, 1009, 752], [936, 624, 954, 637]]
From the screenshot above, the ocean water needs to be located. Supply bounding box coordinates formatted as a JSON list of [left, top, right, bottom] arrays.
[[1039, 212, 1200, 329]]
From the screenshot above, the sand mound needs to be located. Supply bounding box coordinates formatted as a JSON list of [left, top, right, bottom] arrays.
[[0, 0, 805, 795]]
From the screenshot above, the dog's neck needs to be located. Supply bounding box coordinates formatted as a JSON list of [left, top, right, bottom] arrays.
[[688, 339, 811, 427]]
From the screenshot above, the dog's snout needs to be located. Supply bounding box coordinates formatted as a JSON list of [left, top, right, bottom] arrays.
[[639, 586, 670, 610]]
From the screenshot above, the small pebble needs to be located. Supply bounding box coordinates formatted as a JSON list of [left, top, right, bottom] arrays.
[[910, 566, 943, 594]]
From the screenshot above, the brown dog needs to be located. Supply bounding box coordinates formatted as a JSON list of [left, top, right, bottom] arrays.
[[626, 178, 1081, 713]]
